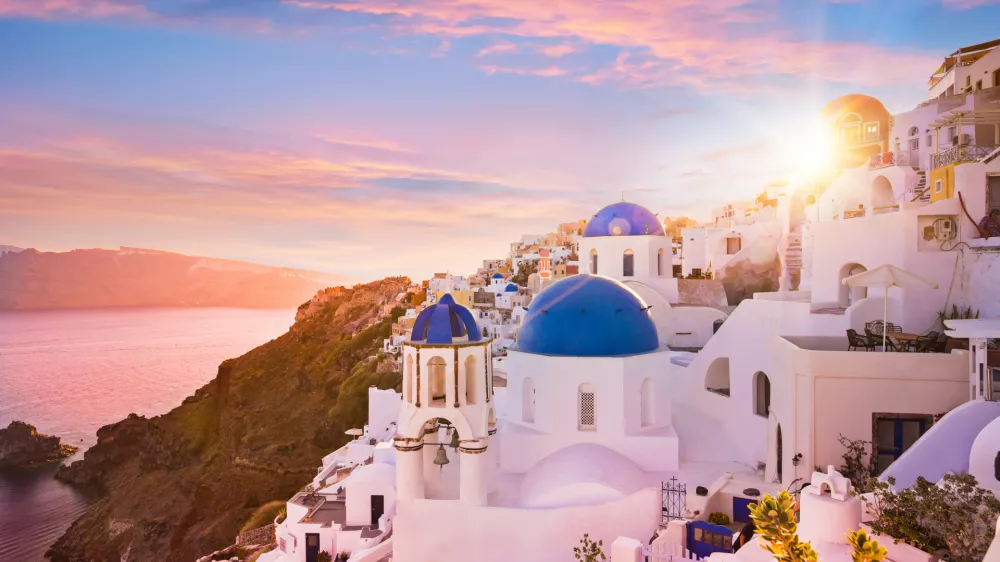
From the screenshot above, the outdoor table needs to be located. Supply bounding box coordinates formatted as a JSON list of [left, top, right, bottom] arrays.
[[890, 332, 920, 351]]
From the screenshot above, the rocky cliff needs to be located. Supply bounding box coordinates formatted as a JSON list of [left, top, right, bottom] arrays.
[[48, 277, 409, 562], [0, 421, 79, 468], [0, 247, 355, 310]]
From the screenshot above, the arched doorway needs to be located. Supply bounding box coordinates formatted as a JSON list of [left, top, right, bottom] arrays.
[[705, 357, 731, 396], [776, 424, 783, 483], [753, 372, 770, 417], [623, 249, 635, 277], [871, 175, 894, 211], [839, 263, 868, 307], [429, 357, 447, 406], [465, 355, 477, 404]]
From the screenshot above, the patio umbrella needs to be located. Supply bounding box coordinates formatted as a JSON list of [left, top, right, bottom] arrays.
[[842, 264, 939, 351]]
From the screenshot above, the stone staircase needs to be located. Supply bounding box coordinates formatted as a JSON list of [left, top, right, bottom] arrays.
[[782, 195, 805, 290]]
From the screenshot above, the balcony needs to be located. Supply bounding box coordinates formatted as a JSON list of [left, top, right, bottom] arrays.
[[931, 144, 1000, 169], [868, 151, 912, 170]]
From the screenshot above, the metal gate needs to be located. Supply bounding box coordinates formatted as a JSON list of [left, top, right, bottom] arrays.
[[662, 477, 686, 522]]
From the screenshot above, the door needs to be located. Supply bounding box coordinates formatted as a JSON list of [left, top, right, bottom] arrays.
[[371, 494, 385, 526], [874, 416, 929, 474], [732, 497, 753, 523], [305, 533, 320, 562]]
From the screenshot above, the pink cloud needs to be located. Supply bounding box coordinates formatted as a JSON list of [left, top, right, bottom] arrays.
[[314, 134, 418, 154], [477, 65, 569, 78], [0, 0, 147, 19], [941, 0, 1000, 7]]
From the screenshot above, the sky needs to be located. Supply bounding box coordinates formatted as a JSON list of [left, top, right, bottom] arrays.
[[1, 0, 1000, 281]]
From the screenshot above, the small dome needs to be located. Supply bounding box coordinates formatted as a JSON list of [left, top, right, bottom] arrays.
[[491, 273, 504, 279], [505, 283, 519, 293], [410, 294, 482, 344], [514, 274, 658, 357], [583, 202, 665, 238]]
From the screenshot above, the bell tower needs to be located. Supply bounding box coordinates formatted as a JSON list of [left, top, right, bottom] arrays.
[[538, 248, 552, 283], [395, 294, 494, 506]]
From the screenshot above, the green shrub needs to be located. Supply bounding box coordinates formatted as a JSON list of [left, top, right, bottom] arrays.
[[708, 512, 731, 526], [316, 552, 332, 562], [750, 490, 817, 562], [573, 533, 606, 562], [847, 529, 887, 562], [240, 501, 286, 534]]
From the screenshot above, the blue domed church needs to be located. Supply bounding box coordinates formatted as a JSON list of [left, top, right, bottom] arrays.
[[499, 273, 679, 482]]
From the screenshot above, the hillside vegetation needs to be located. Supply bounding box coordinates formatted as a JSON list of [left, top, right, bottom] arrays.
[[49, 277, 409, 561]]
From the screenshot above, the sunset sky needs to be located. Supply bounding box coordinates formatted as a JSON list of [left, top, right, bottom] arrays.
[[2, 0, 999, 281]]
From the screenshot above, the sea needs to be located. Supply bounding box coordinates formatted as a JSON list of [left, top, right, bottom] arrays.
[[0, 308, 296, 562]]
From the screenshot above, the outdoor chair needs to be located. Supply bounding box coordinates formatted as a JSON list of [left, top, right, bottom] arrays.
[[864, 328, 881, 350], [914, 334, 938, 353], [866, 320, 885, 336], [934, 333, 950, 353], [846, 329, 872, 351], [885, 323, 902, 333]]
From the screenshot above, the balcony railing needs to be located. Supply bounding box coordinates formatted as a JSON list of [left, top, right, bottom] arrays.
[[843, 209, 866, 219], [868, 151, 911, 170], [931, 144, 1000, 169]]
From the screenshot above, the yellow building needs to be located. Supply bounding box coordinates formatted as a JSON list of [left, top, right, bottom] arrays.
[[929, 162, 967, 202], [435, 289, 475, 308]]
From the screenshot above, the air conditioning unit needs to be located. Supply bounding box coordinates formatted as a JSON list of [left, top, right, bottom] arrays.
[[933, 218, 956, 240], [962, 134, 972, 145]]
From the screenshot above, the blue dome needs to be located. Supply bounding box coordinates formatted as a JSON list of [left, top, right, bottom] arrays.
[[411, 294, 482, 344], [505, 283, 519, 293], [583, 202, 665, 237], [491, 273, 504, 279], [514, 275, 659, 357]]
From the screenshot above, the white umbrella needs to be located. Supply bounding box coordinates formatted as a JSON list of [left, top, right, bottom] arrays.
[[842, 264, 939, 351]]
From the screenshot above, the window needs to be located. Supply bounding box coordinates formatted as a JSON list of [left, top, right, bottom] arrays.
[[640, 378, 654, 427], [966, 75, 972, 87], [874, 414, 932, 474], [754, 372, 771, 417], [908, 126, 919, 137], [657, 249, 664, 276], [909, 138, 919, 150], [673, 264, 682, 277], [405, 355, 414, 403], [948, 127, 957, 142], [590, 249, 598, 274], [465, 355, 477, 404], [839, 114, 862, 145], [692, 268, 702, 277], [927, 134, 933, 148], [994, 69, 1000, 89], [429, 356, 447, 406], [522, 377, 535, 423], [623, 250, 634, 277], [863, 122, 880, 143], [579, 383, 596, 430], [976, 80, 983, 91], [935, 179, 943, 194]]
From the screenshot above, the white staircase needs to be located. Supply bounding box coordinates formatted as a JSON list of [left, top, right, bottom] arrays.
[[783, 195, 805, 290]]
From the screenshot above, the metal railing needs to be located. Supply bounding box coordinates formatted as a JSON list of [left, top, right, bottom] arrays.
[[868, 151, 911, 170], [931, 144, 1000, 169]]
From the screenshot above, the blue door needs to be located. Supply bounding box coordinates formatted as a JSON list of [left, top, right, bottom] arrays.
[[875, 416, 928, 475], [687, 521, 734, 559], [733, 497, 753, 523]]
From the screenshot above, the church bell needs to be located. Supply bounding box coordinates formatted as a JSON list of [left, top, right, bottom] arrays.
[[449, 428, 460, 450], [433, 444, 449, 470]]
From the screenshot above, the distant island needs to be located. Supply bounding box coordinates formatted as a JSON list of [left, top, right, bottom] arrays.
[[0, 246, 356, 310], [0, 421, 79, 468]]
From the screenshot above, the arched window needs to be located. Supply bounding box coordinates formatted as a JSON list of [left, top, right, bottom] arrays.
[[590, 249, 598, 274], [522, 377, 535, 423], [839, 263, 868, 307], [623, 249, 634, 277], [839, 113, 862, 146], [640, 378, 654, 427], [657, 249, 664, 276], [429, 356, 447, 406], [754, 372, 771, 417], [908, 126, 919, 137], [405, 354, 414, 403], [705, 357, 730, 396], [579, 383, 596, 430], [465, 355, 477, 404]]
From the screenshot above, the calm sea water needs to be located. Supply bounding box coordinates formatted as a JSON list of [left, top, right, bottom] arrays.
[[0, 308, 295, 561]]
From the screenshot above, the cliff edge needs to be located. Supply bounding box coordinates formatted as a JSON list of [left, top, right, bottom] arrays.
[[48, 277, 409, 562]]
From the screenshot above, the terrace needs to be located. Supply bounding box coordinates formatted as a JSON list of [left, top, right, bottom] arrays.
[[929, 109, 1000, 169]]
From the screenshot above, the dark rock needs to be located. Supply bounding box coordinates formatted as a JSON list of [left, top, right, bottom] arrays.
[[0, 421, 79, 468]]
